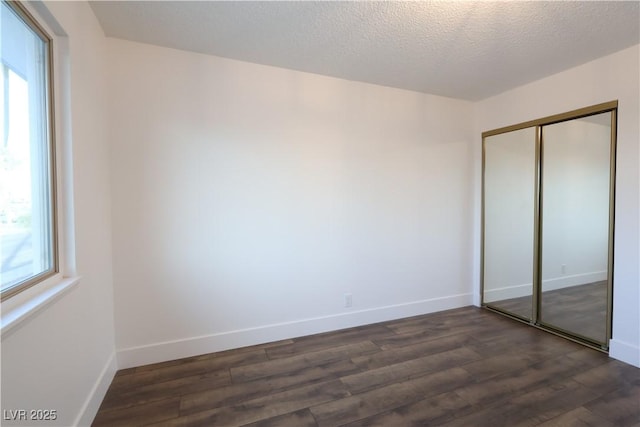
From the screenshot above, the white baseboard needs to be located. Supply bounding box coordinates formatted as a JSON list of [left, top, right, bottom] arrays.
[[484, 282, 531, 302], [75, 352, 117, 426], [609, 339, 640, 368], [543, 270, 607, 292], [116, 293, 473, 369], [483, 270, 607, 303]]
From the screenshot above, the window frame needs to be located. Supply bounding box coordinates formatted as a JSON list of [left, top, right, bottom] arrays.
[[1, 0, 58, 301]]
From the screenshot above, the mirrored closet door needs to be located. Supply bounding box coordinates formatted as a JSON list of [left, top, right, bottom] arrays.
[[482, 127, 537, 321], [482, 102, 616, 350]]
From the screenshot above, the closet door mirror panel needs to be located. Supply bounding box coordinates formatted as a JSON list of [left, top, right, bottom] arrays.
[[540, 111, 612, 344], [482, 127, 536, 320]]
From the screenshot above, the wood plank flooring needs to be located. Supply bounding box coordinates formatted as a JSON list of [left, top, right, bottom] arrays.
[[93, 306, 640, 426], [494, 281, 608, 342]]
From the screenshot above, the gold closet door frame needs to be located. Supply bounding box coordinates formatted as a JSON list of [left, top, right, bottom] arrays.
[[480, 100, 617, 352]]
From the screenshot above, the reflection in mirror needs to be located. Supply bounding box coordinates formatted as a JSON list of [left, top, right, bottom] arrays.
[[540, 112, 612, 343], [483, 127, 536, 320]]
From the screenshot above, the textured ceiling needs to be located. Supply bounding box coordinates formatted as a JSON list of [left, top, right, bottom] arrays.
[[89, 1, 640, 101]]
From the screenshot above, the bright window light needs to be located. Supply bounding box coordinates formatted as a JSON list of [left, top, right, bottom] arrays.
[[1, 1, 56, 298]]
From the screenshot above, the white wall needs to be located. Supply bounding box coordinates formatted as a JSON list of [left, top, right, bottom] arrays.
[[473, 45, 640, 367], [483, 127, 536, 302], [483, 120, 611, 304], [1, 2, 116, 425], [107, 39, 474, 367], [541, 119, 611, 286]]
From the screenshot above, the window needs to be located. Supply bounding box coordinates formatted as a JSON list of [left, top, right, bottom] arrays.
[[1, 1, 56, 300]]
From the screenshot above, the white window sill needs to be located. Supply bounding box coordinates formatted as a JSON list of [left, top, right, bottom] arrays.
[[1, 276, 80, 336]]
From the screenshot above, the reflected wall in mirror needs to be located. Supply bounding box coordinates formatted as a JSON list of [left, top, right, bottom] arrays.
[[483, 127, 536, 321], [540, 111, 612, 343]]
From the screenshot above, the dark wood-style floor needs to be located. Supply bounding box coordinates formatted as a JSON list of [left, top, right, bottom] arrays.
[[494, 281, 608, 342], [93, 306, 640, 427]]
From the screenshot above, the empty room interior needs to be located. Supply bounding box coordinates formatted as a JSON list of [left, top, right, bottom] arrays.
[[1, 1, 640, 426]]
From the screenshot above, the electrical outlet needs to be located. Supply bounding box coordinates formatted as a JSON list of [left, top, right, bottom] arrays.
[[344, 293, 352, 308]]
